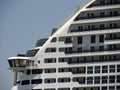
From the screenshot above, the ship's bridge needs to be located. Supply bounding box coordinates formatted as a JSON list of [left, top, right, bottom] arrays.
[[8, 56, 30, 71]]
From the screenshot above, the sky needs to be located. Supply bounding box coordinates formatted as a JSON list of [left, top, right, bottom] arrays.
[[0, 0, 85, 90]]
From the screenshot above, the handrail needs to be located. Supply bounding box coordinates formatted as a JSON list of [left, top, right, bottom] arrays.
[[105, 37, 120, 40], [77, 14, 120, 20], [67, 58, 120, 64], [70, 26, 120, 33], [65, 48, 120, 54]]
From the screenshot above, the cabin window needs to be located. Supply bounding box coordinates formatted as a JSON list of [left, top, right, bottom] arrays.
[[91, 35, 96, 43], [58, 78, 70, 83], [26, 70, 31, 75], [44, 58, 56, 63], [58, 88, 70, 90], [44, 68, 56, 73], [32, 69, 43, 74], [51, 37, 57, 42], [31, 79, 42, 84], [45, 48, 56, 53], [26, 49, 39, 57], [99, 35, 104, 43], [78, 36, 82, 44], [44, 88, 55, 90], [44, 78, 56, 83], [21, 80, 30, 85]]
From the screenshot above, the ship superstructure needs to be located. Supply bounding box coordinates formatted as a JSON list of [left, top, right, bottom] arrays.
[[8, 0, 120, 90]]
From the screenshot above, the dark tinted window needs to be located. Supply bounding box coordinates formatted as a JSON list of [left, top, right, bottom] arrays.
[[94, 76, 100, 84], [51, 37, 57, 42], [117, 86, 120, 90], [78, 36, 82, 44], [117, 65, 120, 72], [87, 66, 93, 74], [21, 80, 30, 85], [44, 78, 56, 83], [58, 88, 70, 90], [102, 76, 108, 83], [44, 58, 56, 63], [31, 79, 42, 84], [65, 37, 72, 43], [102, 65, 108, 73], [109, 75, 115, 83], [117, 75, 120, 83], [87, 77, 93, 84], [36, 38, 48, 47], [44, 68, 56, 73], [95, 66, 100, 74], [45, 48, 56, 53], [26, 70, 31, 75], [99, 35, 104, 43], [44, 88, 55, 90], [91, 35, 96, 43], [109, 65, 115, 73], [32, 69, 43, 74], [102, 86, 107, 90], [58, 78, 70, 83], [26, 49, 39, 57]]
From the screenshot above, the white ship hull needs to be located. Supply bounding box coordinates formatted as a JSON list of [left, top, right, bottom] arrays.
[[8, 0, 120, 90]]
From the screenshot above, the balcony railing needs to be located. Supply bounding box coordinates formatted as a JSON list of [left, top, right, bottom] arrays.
[[76, 14, 120, 21], [65, 48, 120, 54], [70, 26, 120, 33], [91, 2, 120, 7], [105, 37, 120, 40], [65, 40, 72, 44], [67, 58, 120, 64]]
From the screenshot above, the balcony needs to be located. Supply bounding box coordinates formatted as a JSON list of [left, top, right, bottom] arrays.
[[65, 48, 120, 55], [86, 4, 120, 11], [75, 13, 120, 21], [105, 36, 120, 45], [70, 26, 120, 33], [105, 37, 120, 40], [67, 58, 120, 64], [73, 16, 120, 25], [90, 1, 120, 7], [65, 40, 72, 44]]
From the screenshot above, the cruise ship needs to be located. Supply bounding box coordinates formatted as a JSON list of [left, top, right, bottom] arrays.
[[7, 0, 120, 90]]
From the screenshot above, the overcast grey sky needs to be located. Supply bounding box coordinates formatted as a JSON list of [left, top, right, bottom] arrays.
[[0, 0, 85, 89]]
